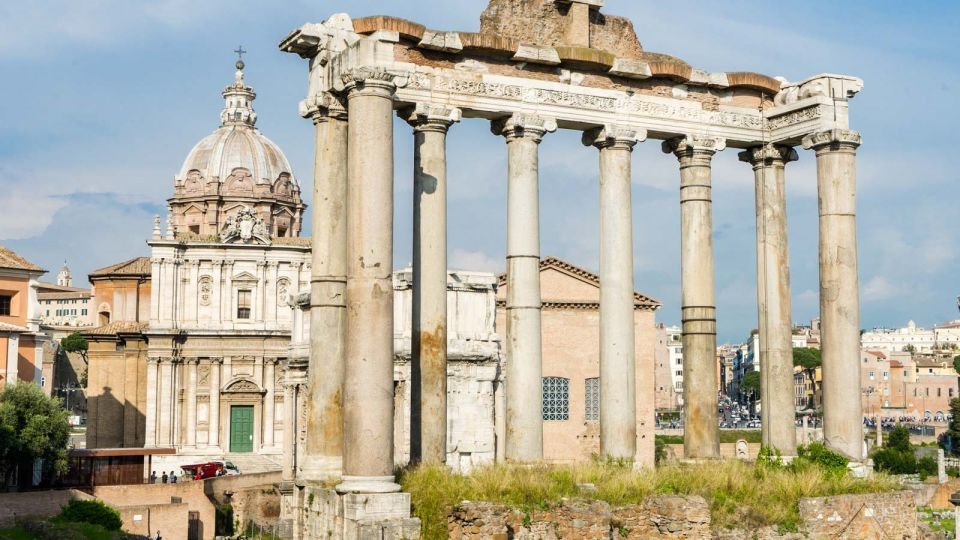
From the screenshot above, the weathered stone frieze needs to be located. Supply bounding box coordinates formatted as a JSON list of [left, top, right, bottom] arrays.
[[407, 73, 765, 130], [765, 105, 824, 130]]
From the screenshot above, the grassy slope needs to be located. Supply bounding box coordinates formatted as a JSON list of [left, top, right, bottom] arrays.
[[399, 460, 898, 540]]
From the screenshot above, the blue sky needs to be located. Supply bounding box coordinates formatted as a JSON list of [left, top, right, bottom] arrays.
[[1, 1, 958, 343]]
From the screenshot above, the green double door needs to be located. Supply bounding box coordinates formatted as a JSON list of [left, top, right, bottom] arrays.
[[229, 405, 254, 453]]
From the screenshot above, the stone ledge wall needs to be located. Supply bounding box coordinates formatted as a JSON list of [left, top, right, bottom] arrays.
[[448, 491, 917, 539]]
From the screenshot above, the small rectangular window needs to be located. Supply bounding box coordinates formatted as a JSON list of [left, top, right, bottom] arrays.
[[542, 377, 569, 421], [584, 378, 599, 422], [237, 290, 252, 319], [189, 224, 200, 234], [868, 371, 874, 380], [81, 309, 87, 316], [0, 295, 11, 316]]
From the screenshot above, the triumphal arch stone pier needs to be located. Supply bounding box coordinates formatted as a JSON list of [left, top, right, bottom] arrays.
[[278, 1, 864, 537]]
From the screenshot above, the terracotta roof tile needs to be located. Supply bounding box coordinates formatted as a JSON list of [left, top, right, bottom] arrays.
[[82, 321, 148, 335], [0, 321, 29, 333], [0, 245, 45, 272], [89, 257, 151, 278]]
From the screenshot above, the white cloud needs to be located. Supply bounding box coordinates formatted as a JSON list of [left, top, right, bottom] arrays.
[[0, 190, 68, 241], [863, 276, 900, 302], [449, 249, 501, 273]]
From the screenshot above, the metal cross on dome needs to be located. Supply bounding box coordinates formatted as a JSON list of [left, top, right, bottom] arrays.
[[234, 45, 247, 62]]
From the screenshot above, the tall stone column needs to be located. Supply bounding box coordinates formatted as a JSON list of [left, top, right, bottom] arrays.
[[185, 359, 198, 448], [802, 129, 863, 460], [663, 135, 724, 460], [739, 144, 799, 456], [145, 358, 159, 447], [337, 69, 401, 494], [583, 125, 645, 459], [264, 359, 276, 449], [282, 383, 297, 482], [209, 358, 221, 449], [404, 103, 461, 464], [305, 94, 348, 481], [492, 113, 556, 462]]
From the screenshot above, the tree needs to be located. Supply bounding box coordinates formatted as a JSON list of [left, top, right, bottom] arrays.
[[953, 355, 960, 378], [793, 347, 822, 410], [60, 332, 88, 366], [0, 383, 71, 487], [904, 344, 917, 354], [946, 398, 960, 456]]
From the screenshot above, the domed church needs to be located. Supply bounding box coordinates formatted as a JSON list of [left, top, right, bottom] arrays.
[[170, 59, 304, 239], [82, 58, 501, 476]]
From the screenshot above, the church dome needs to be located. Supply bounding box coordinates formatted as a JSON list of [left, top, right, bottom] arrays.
[[175, 60, 297, 187], [168, 58, 305, 239]]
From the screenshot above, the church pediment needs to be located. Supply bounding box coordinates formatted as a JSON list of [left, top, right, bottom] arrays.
[[232, 271, 258, 282], [222, 378, 264, 394]]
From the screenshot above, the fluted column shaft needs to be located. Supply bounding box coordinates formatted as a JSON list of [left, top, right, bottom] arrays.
[[209, 359, 221, 449], [306, 97, 348, 481], [338, 70, 400, 494], [263, 359, 276, 449], [158, 358, 173, 446], [493, 114, 556, 462], [803, 129, 863, 460], [145, 358, 158, 446], [406, 104, 461, 464], [740, 144, 798, 456], [185, 359, 198, 448], [664, 135, 724, 460], [584, 126, 645, 459]]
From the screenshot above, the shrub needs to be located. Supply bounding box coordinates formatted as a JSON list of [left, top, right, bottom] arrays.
[[795, 442, 849, 475], [654, 437, 666, 464], [917, 456, 938, 481], [886, 425, 912, 453], [872, 447, 916, 475], [56, 499, 122, 531], [946, 466, 959, 478]]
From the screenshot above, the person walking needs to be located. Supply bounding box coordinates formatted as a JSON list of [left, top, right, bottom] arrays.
[[161, 471, 168, 483]]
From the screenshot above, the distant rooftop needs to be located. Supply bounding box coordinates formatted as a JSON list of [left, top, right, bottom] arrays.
[[0, 244, 45, 273]]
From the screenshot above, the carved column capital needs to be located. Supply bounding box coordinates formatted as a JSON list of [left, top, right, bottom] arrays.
[[802, 129, 861, 153], [662, 135, 726, 159], [209, 357, 223, 365], [738, 144, 799, 168], [402, 103, 462, 133], [582, 125, 646, 150], [491, 113, 558, 143], [338, 67, 404, 99], [305, 92, 348, 124]]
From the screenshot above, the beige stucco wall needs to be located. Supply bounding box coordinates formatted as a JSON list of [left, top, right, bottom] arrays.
[[86, 338, 149, 448], [495, 260, 657, 465]]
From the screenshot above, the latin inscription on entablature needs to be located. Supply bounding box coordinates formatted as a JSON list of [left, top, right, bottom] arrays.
[[765, 105, 824, 130], [405, 73, 764, 130]]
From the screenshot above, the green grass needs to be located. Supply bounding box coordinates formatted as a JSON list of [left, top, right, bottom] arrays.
[[0, 520, 122, 540], [656, 429, 763, 445], [398, 459, 898, 540]]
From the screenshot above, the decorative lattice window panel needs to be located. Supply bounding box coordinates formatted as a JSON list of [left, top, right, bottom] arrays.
[[584, 377, 600, 422], [542, 377, 569, 421]]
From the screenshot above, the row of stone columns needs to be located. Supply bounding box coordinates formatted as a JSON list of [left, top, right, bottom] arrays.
[[300, 68, 865, 485]]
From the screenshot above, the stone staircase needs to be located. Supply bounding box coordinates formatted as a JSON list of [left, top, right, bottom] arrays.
[[222, 453, 282, 474]]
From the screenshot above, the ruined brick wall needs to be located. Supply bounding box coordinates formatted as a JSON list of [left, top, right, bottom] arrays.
[[798, 490, 917, 540]]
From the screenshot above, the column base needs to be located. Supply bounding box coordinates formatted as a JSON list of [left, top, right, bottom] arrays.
[[298, 486, 421, 539], [298, 455, 343, 484], [336, 475, 401, 494]]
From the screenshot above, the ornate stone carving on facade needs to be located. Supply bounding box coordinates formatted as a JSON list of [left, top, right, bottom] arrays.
[[199, 276, 213, 306], [277, 278, 291, 304], [198, 364, 211, 386], [220, 207, 271, 245]]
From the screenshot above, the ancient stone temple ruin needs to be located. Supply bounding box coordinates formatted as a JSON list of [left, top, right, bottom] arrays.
[[277, 0, 864, 537]]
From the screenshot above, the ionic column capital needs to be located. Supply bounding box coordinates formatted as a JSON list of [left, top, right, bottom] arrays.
[[582, 125, 646, 150], [338, 67, 404, 99], [402, 103, 462, 133], [802, 129, 861, 153], [491, 113, 557, 143], [303, 93, 348, 124], [662, 135, 726, 160], [738, 144, 799, 168]]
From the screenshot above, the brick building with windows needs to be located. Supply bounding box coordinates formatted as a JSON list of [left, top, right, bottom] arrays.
[[496, 257, 660, 464]]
